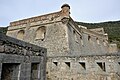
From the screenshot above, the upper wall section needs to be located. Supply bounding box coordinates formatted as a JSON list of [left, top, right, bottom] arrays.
[[7, 3, 107, 41], [6, 4, 118, 56]]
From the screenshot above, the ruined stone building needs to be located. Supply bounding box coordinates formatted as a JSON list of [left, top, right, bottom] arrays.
[[0, 33, 46, 80], [6, 4, 120, 80]]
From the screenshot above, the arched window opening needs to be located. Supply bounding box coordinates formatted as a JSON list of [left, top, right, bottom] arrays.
[[17, 30, 25, 40], [35, 26, 46, 41]]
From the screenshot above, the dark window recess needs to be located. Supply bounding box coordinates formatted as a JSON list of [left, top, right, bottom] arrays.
[[97, 62, 106, 71], [65, 62, 70, 68], [31, 63, 39, 80], [88, 36, 91, 41], [118, 62, 120, 65], [73, 30, 75, 34], [53, 62, 58, 66], [79, 62, 86, 70], [1, 63, 20, 80], [80, 36, 82, 39], [88, 35, 91, 41]]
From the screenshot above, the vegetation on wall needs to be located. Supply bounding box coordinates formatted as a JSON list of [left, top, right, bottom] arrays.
[[76, 21, 120, 49], [0, 27, 8, 34]]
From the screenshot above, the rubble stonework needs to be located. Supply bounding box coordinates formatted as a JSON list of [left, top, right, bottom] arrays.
[[47, 55, 120, 80], [6, 4, 120, 80], [0, 33, 47, 80]]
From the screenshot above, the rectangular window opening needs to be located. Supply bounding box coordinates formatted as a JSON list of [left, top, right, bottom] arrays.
[[79, 62, 86, 70], [31, 63, 39, 80], [1, 63, 20, 80], [88, 36, 91, 41], [97, 62, 106, 72]]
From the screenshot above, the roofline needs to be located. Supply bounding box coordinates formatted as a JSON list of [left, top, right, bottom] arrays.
[[10, 11, 62, 26], [67, 17, 108, 39]]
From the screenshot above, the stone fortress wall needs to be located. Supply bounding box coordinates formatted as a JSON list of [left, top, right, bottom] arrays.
[[47, 55, 120, 80], [6, 4, 119, 80], [0, 33, 46, 80], [7, 4, 115, 56]]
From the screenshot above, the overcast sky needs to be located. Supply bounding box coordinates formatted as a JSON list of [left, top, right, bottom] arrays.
[[0, 0, 120, 27]]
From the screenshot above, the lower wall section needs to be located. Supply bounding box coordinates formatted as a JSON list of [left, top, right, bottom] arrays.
[[0, 53, 46, 80], [47, 55, 120, 80]]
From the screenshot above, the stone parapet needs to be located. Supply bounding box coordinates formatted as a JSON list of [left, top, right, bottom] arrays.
[[0, 33, 46, 56]]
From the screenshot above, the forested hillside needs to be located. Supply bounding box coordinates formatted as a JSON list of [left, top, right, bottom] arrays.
[[76, 21, 120, 49], [0, 27, 7, 34]]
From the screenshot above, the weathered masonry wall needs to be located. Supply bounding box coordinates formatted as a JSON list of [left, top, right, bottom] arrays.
[[7, 21, 69, 57], [66, 19, 110, 56], [6, 4, 71, 57], [0, 33, 47, 80], [6, 3, 117, 57], [6, 16, 112, 57], [47, 55, 120, 80], [5, 4, 119, 80], [6, 12, 70, 57]]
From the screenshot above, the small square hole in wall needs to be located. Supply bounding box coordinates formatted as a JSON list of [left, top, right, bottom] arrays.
[[79, 62, 86, 70], [97, 62, 106, 72], [118, 62, 120, 65], [65, 62, 70, 68], [53, 62, 58, 66]]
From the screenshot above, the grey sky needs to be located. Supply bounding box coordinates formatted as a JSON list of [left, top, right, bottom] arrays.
[[0, 0, 120, 27]]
